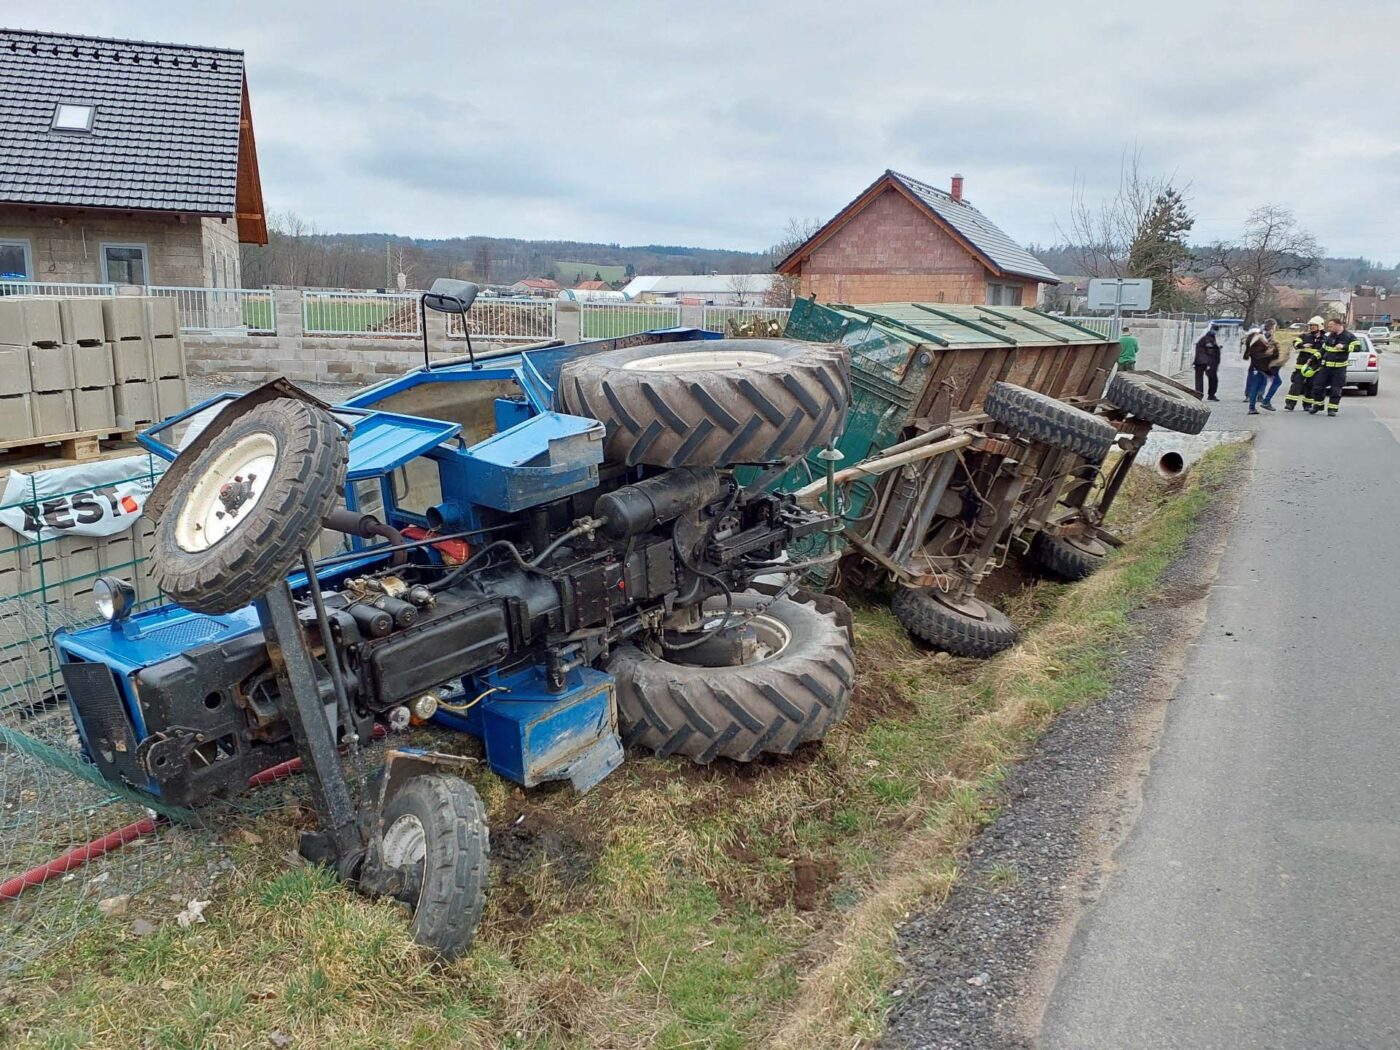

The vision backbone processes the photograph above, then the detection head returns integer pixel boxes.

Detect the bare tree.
[1197,206,1322,324]
[726,273,757,306]
[471,243,493,286]
[765,216,822,307]
[1062,151,1194,309]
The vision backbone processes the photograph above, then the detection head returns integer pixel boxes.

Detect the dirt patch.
[490,803,599,888]
[791,857,840,911]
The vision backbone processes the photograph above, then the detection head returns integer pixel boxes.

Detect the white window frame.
[100,242,149,286]
[0,238,33,279]
[52,103,96,132]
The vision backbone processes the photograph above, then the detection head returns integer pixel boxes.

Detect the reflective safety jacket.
[1293,331,1325,376]
[1321,330,1359,369]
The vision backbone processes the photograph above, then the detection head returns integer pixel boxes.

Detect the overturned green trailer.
[778,299,1209,656]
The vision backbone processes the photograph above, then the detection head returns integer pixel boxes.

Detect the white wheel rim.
[696,610,793,663]
[381,813,427,870]
[623,349,781,372]
[173,432,279,552]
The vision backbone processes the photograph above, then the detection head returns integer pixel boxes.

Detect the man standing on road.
[1117,326,1139,372]
[1193,325,1222,400]
[1260,319,1285,410]
[1285,316,1326,411]
[1312,317,1358,416]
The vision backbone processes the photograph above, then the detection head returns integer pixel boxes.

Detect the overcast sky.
[28,1,1400,262]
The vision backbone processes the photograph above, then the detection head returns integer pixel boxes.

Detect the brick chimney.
[950,173,964,202]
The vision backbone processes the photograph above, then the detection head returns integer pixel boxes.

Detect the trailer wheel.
[610,592,854,763]
[983,382,1118,462]
[1029,530,1107,582]
[1105,372,1211,434]
[891,586,1016,658]
[379,773,489,961]
[149,399,347,613]
[560,339,849,468]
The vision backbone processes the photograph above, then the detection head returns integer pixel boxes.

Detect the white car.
[1367,325,1391,344]
[1348,333,1380,396]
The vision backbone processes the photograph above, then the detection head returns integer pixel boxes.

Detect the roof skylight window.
[52,104,96,132]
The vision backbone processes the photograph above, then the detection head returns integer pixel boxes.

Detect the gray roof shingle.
[0,27,244,215]
[887,170,1059,284]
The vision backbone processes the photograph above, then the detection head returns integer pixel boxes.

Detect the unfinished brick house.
[776,170,1058,306]
[0,28,267,289]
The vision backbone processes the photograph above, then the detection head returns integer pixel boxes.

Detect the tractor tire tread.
[891,587,1017,659]
[1105,372,1211,434]
[610,592,854,763]
[1029,531,1106,582]
[983,381,1118,462]
[561,340,849,468]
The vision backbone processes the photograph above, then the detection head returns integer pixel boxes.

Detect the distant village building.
[621,274,777,305]
[572,279,612,291]
[0,28,267,288]
[775,170,1057,307]
[509,277,560,297]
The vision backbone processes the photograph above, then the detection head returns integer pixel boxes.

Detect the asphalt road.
[1039,350,1400,1048]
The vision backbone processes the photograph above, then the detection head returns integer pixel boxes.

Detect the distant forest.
[239,214,775,291]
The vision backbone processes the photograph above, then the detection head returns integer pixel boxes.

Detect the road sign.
[1087,278,1153,312]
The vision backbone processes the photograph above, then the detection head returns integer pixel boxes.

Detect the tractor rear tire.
[149,399,347,613]
[560,339,849,468]
[1105,372,1211,434]
[1029,530,1107,582]
[891,586,1017,658]
[983,382,1118,462]
[610,592,854,763]
[378,773,489,961]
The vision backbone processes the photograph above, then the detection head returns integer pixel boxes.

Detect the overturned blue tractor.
[54,281,855,956]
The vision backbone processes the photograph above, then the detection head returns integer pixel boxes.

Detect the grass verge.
[0,446,1245,1050]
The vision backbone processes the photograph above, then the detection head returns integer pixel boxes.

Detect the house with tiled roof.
[776,170,1057,307]
[0,27,266,289]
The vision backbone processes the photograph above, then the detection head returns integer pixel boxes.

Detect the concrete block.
[0,346,31,395]
[100,298,146,342]
[151,337,186,379]
[74,386,117,431]
[110,339,153,382]
[31,390,76,437]
[0,393,34,441]
[0,298,62,348]
[72,343,115,388]
[143,298,180,339]
[55,536,100,582]
[114,381,156,427]
[58,299,106,345]
[156,377,187,418]
[27,345,75,393]
[98,535,137,575]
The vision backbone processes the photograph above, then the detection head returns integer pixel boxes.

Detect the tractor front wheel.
[610,592,854,763]
[1029,530,1108,582]
[378,773,489,960]
[891,586,1016,658]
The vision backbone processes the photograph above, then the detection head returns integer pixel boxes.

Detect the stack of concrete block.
[0,295,191,444]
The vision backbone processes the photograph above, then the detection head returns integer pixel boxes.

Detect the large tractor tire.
[149,399,347,613]
[983,382,1118,462]
[610,592,854,763]
[560,339,849,468]
[378,773,489,961]
[891,586,1016,658]
[1106,372,1211,434]
[1029,530,1107,582]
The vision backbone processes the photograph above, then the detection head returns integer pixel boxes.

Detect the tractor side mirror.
[423,278,479,314]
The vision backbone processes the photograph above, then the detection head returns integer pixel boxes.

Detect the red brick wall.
[795,188,1038,306]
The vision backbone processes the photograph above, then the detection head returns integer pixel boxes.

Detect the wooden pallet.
[0,426,137,469]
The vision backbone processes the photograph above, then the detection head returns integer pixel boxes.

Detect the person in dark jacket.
[1242,327,1280,414]
[1311,318,1358,416]
[1285,316,1325,410]
[1193,325,1222,400]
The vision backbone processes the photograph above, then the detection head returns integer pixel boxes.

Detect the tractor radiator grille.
[59,661,143,784]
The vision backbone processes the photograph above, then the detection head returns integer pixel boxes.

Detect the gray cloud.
[24,0,1400,260]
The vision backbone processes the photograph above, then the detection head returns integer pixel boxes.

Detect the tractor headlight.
[93,576,136,623]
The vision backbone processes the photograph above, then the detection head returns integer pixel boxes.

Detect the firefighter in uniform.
[1311,317,1358,416]
[1285,315,1325,410]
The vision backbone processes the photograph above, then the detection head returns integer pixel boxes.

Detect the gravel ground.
[878,450,1251,1050]
[187,373,362,406]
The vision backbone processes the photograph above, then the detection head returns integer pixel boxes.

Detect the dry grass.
[0,448,1242,1050]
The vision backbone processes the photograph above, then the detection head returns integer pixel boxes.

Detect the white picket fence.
[302,290,420,337]
[448,297,557,342]
[0,280,115,297]
[145,286,276,334]
[580,302,682,339]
